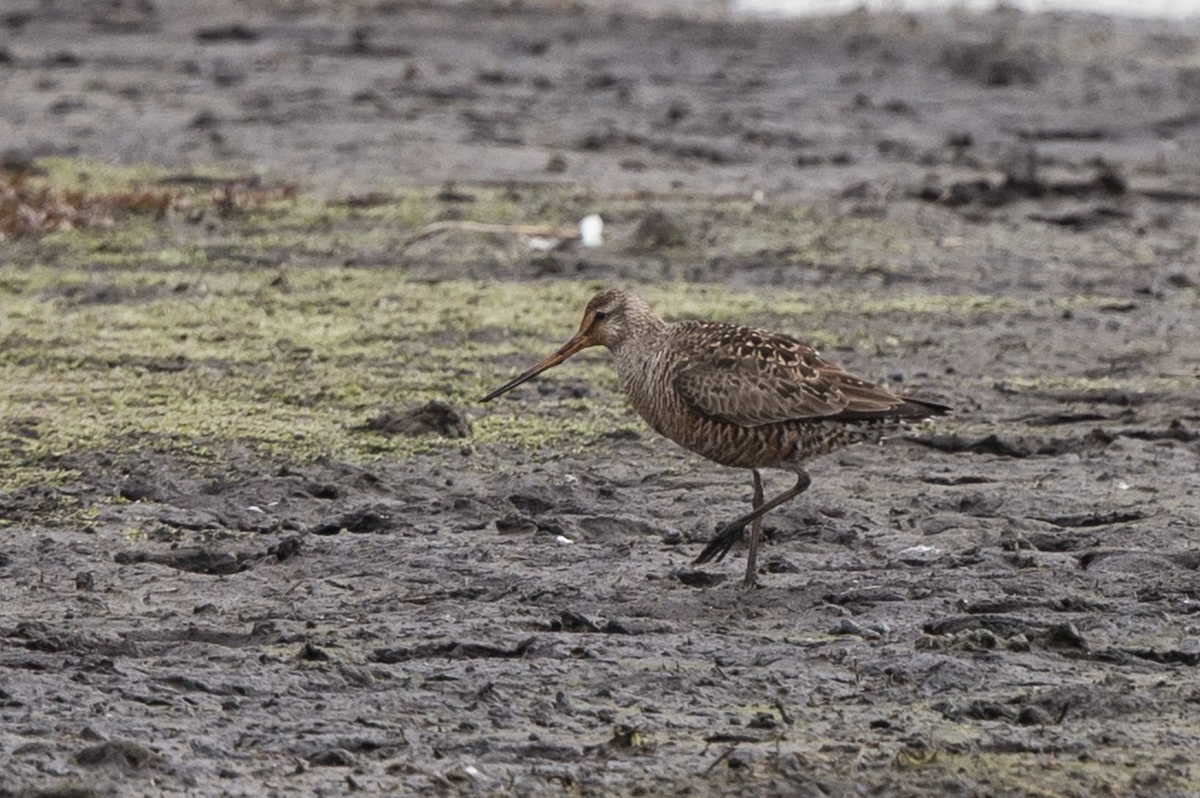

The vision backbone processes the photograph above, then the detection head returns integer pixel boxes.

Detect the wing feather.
[671,322,937,427]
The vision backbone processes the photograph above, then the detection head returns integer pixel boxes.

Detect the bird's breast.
[616,357,846,471]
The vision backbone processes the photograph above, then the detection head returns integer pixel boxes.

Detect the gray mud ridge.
[3,0,1200,796]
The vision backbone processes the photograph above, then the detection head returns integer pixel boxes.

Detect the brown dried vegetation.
[0,169,172,238]
[0,167,297,239]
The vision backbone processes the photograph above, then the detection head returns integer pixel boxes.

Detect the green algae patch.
[934,747,1195,797]
[0,266,972,486]
[1,272,588,477]
[2,160,995,509]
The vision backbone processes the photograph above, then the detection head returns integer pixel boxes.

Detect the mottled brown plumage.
[482,289,949,586]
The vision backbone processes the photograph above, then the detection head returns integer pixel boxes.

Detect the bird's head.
[480,289,654,402]
[574,288,644,350]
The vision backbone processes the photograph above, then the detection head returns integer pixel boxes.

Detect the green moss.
[935,747,1194,795]
[0,257,623,490]
[35,157,234,191]
[7,157,1179,518]
[0,251,1122,496]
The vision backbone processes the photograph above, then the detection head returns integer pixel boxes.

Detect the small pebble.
[897,545,943,565]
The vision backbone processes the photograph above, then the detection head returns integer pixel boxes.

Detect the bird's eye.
[594,311,608,321]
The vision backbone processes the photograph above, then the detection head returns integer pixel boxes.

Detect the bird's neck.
[609,319,670,410]
[608,314,668,362]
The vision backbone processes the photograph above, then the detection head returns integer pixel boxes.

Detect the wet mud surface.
[3,1,1200,796]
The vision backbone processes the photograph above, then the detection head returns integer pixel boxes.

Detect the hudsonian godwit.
[482,289,949,587]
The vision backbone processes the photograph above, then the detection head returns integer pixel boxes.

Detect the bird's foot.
[692,519,747,565]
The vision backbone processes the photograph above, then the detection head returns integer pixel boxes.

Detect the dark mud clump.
[359,400,473,439]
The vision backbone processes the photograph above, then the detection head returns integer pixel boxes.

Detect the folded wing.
[672,325,946,427]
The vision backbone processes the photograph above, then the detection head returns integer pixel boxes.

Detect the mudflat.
[2,1,1199,796]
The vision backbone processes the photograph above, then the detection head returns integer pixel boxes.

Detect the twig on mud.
[893,743,936,768]
[702,746,738,775]
[851,744,866,772]
[703,733,762,744]
[401,219,578,250]
[1055,697,1072,724]
[773,697,794,726]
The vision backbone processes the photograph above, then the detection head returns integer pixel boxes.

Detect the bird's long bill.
[480,334,590,402]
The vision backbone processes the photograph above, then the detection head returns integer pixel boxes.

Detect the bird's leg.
[693,470,812,567]
[742,470,765,588]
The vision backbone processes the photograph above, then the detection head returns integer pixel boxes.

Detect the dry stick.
[402,220,577,250]
[773,697,794,726]
[702,746,738,775]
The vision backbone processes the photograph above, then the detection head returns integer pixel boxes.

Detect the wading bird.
[482,289,949,586]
